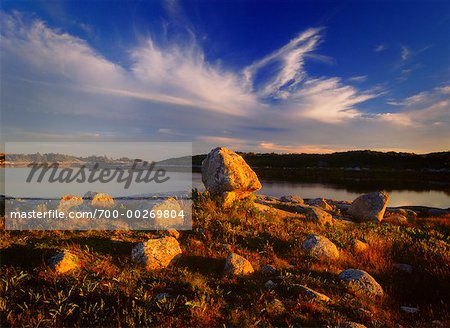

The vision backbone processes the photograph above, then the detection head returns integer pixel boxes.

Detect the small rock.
[57,194,83,213]
[261,264,278,275]
[307,198,333,211]
[152,198,183,229]
[305,207,333,226]
[394,263,413,273]
[48,251,79,274]
[350,239,369,253]
[386,215,408,224]
[303,234,339,260]
[265,280,277,290]
[280,195,304,204]
[224,253,254,276]
[201,147,262,207]
[293,284,331,302]
[266,298,285,316]
[131,236,182,270]
[348,191,390,222]
[83,191,115,208]
[400,306,418,314]
[339,269,383,296]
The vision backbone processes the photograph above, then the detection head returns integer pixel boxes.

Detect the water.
[192,173,450,208]
[2,169,449,208]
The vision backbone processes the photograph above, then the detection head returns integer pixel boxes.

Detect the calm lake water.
[2,169,449,208]
[193,174,450,208]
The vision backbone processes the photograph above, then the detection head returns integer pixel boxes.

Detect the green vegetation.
[1,192,449,327]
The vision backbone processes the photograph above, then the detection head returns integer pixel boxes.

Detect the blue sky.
[1,0,449,154]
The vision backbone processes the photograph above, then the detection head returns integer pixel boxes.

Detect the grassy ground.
[1,191,449,327]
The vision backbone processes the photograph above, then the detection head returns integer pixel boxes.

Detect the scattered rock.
[152,198,183,229]
[201,147,262,206]
[400,306,418,314]
[293,284,331,302]
[394,263,413,273]
[131,236,182,270]
[48,251,79,274]
[266,298,285,316]
[83,191,115,208]
[224,253,254,276]
[261,264,278,275]
[305,206,333,226]
[306,198,333,211]
[265,280,277,290]
[350,239,369,253]
[280,195,304,204]
[348,191,390,222]
[166,228,180,239]
[57,194,83,213]
[303,234,339,260]
[339,269,384,296]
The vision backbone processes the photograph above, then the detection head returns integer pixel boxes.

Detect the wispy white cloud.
[348,75,368,83]
[401,46,410,61]
[375,44,387,52]
[1,11,448,153]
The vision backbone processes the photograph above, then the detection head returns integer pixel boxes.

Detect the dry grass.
[0,191,449,327]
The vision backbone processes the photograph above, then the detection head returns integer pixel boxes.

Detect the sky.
[1,0,449,155]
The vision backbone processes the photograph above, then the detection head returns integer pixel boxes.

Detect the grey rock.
[261,264,278,275]
[131,236,182,270]
[339,269,384,296]
[303,234,339,260]
[394,263,413,273]
[400,306,418,314]
[348,191,390,222]
[280,195,304,204]
[305,207,333,226]
[201,147,261,206]
[224,253,254,276]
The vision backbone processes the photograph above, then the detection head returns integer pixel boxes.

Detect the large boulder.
[339,269,384,296]
[224,253,254,276]
[202,147,261,206]
[48,251,79,274]
[303,234,339,260]
[348,191,389,222]
[131,236,182,270]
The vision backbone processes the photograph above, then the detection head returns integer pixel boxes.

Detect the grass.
[1,190,449,327]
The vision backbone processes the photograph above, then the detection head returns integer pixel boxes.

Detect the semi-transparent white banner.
[4,142,192,230]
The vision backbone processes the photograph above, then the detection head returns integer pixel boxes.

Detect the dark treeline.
[192,150,450,171]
